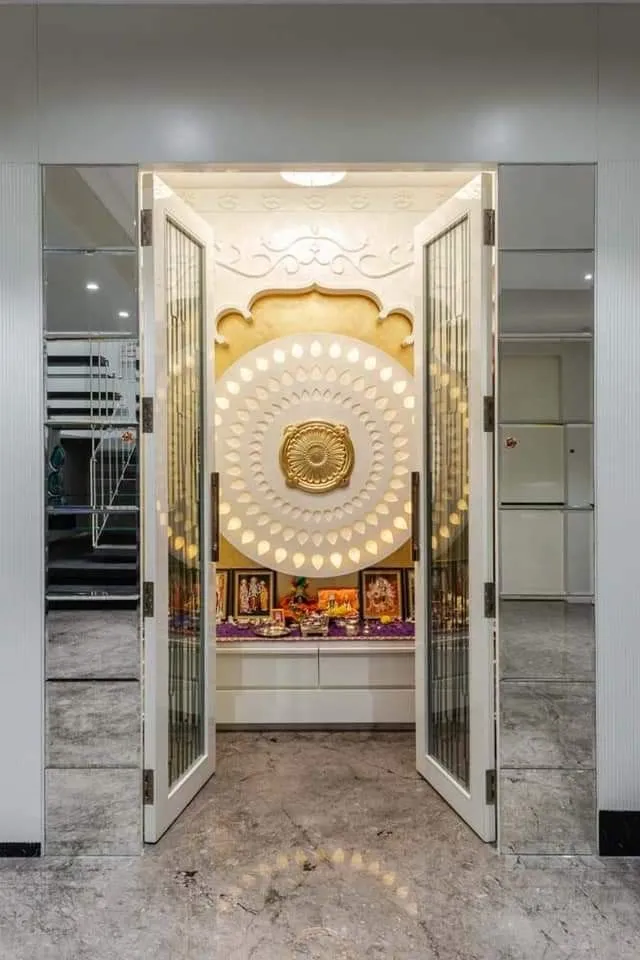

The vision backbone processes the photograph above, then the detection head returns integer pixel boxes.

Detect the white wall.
[595,162,640,811]
[1,3,640,843]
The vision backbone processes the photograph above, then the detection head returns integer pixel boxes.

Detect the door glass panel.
[166,219,205,787]
[425,215,470,788]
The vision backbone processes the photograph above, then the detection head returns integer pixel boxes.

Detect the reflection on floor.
[2,732,640,960]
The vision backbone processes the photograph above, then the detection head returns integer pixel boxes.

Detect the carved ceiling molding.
[213,283,414,349]
[177,186,457,215]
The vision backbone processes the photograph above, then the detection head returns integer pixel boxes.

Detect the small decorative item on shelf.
[216,570,229,621]
[299,612,329,637]
[280,577,318,623]
[344,618,359,637]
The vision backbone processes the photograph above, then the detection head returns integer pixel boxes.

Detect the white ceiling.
[159,169,475,191]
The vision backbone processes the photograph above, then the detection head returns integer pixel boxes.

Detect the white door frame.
[140,173,217,842]
[413,174,496,842]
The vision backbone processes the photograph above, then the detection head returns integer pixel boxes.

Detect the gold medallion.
[279,420,355,494]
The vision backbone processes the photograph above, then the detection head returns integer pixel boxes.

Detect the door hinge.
[140,208,153,247]
[143,581,154,618]
[141,396,153,434]
[483,395,495,433]
[485,769,496,805]
[484,581,496,618]
[143,769,155,805]
[483,208,496,247]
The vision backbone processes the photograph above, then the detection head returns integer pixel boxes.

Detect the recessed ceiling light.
[584,273,593,281]
[280,171,346,188]
[85,281,100,291]
[118,310,130,319]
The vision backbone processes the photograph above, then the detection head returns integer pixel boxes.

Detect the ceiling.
[159,169,475,191]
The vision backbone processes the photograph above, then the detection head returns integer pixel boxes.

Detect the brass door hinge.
[483,208,496,247]
[141,396,153,434]
[486,769,496,805]
[140,208,153,247]
[143,581,154,618]
[143,769,155,805]
[483,395,495,433]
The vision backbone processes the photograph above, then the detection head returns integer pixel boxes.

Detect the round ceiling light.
[280,171,346,188]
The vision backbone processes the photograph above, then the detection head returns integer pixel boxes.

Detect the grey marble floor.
[1,731,639,960]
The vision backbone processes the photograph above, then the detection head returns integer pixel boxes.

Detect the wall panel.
[35,4,598,164]
[0,164,44,846]
[595,161,640,811]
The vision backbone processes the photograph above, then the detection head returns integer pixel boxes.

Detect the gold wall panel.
[216,288,413,569]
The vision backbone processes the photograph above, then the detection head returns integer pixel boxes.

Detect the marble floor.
[2,731,640,960]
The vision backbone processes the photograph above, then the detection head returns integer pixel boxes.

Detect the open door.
[413,174,496,841]
[140,174,217,842]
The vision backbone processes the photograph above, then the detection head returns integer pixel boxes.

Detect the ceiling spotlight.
[584,273,593,282]
[280,171,346,188]
[85,281,100,291]
[118,310,130,319]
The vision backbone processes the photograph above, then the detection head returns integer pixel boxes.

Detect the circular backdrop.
[215,333,416,577]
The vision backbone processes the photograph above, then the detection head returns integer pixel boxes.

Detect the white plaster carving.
[215,333,416,578]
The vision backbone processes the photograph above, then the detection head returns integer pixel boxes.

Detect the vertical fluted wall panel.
[0,164,44,843]
[595,162,640,810]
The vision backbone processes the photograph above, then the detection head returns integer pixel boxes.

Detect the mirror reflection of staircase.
[45,337,139,610]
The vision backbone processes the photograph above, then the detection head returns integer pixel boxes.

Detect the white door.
[413,174,496,841]
[140,174,217,842]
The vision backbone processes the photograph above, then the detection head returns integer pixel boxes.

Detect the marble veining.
[500,600,594,681]
[46,680,141,768]
[45,769,140,856]
[1,734,637,959]
[46,610,140,680]
[500,768,597,855]
[500,679,595,769]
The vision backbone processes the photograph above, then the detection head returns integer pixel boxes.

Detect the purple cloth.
[216,619,415,642]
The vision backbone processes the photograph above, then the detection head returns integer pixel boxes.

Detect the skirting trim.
[599,811,640,856]
[0,842,41,858]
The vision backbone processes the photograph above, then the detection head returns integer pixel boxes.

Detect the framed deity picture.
[272,608,285,626]
[233,569,275,620]
[360,569,403,620]
[317,588,360,617]
[215,570,229,620]
[405,568,415,620]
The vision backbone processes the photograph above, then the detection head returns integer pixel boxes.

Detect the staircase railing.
[88,339,139,547]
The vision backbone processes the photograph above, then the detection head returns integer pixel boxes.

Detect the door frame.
[140,172,217,842]
[413,173,497,842]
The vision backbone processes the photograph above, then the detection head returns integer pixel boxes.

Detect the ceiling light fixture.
[584,273,593,282]
[118,310,130,319]
[85,282,100,291]
[280,171,346,188]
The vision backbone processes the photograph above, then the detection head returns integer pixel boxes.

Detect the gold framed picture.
[360,569,403,620]
[233,569,275,619]
[317,588,359,617]
[215,570,229,620]
[272,608,285,626]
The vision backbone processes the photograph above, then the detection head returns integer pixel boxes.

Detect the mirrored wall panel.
[497,164,596,855]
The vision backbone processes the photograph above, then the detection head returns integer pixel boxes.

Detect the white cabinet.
[500,510,565,596]
[500,354,561,421]
[566,511,594,595]
[566,424,593,507]
[500,424,565,503]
